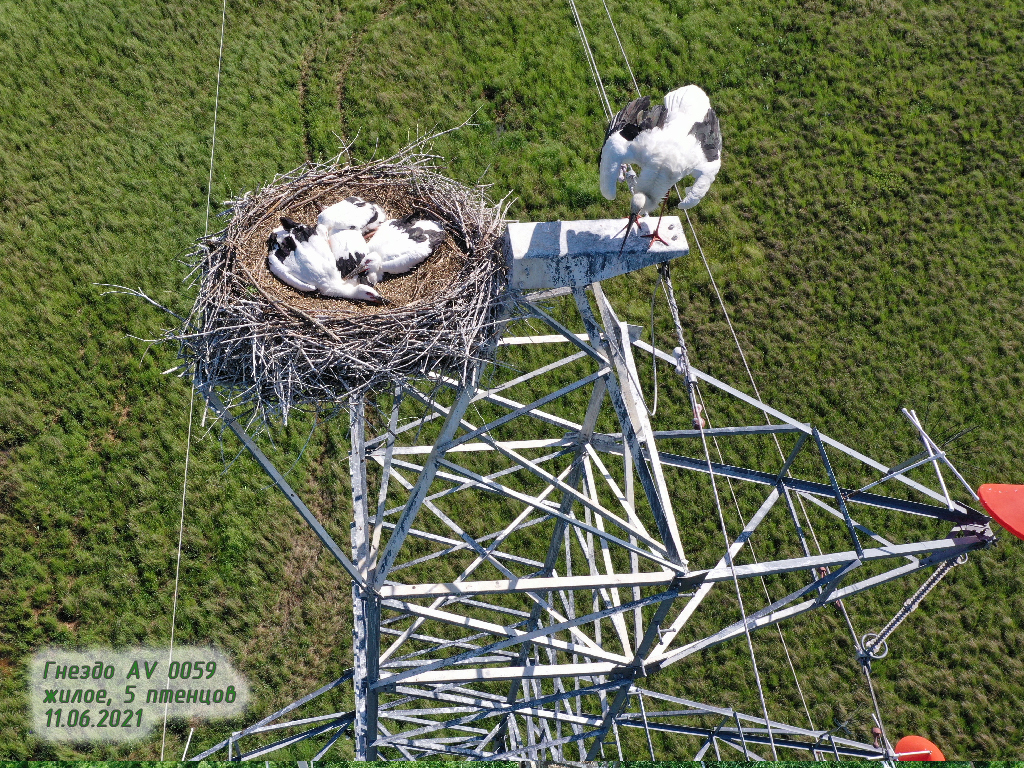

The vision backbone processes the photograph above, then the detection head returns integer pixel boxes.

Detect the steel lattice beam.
[195,286,994,762]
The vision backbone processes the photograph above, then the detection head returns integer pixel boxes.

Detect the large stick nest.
[178,143,512,422]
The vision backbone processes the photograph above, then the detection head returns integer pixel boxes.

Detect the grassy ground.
[0,0,1022,759]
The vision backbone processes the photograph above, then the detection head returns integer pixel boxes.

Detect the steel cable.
[162,0,228,758]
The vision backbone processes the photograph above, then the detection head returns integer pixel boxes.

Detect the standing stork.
[600,84,722,244]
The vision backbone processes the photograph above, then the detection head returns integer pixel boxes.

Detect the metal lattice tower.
[191,217,995,761]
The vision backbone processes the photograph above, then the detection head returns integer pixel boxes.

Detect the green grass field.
[1,0,1022,759]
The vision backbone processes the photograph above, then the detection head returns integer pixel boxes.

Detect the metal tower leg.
[572,285,687,569]
[352,588,380,759]
[350,394,379,759]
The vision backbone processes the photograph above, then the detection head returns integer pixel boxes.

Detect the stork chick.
[360,213,446,285]
[317,196,387,238]
[268,216,384,304]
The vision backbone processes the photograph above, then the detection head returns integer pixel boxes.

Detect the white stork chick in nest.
[266,225,298,265]
[358,213,446,286]
[268,217,385,304]
[327,228,378,283]
[600,84,722,244]
[317,196,387,238]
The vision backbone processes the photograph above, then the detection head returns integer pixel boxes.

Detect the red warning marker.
[978,484,1024,542]
[895,734,946,761]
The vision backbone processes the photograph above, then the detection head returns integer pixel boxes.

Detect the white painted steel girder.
[505,218,689,290]
[200,262,991,761]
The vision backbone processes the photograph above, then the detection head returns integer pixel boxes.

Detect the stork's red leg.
[640,198,671,246]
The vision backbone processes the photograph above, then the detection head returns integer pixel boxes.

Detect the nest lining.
[178,146,512,421]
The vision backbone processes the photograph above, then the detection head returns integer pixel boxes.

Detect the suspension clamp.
[672,347,697,382]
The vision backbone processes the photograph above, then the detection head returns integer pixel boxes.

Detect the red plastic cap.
[978,484,1024,542]
[895,734,946,761]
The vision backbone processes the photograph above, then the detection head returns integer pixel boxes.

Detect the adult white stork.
[599,84,722,244]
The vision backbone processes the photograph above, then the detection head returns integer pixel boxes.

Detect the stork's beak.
[616,212,639,259]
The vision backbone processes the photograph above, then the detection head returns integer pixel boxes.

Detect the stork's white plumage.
[267,225,299,270]
[328,229,371,279]
[600,85,722,222]
[268,217,384,304]
[317,196,387,238]
[361,213,446,285]
[268,231,314,291]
